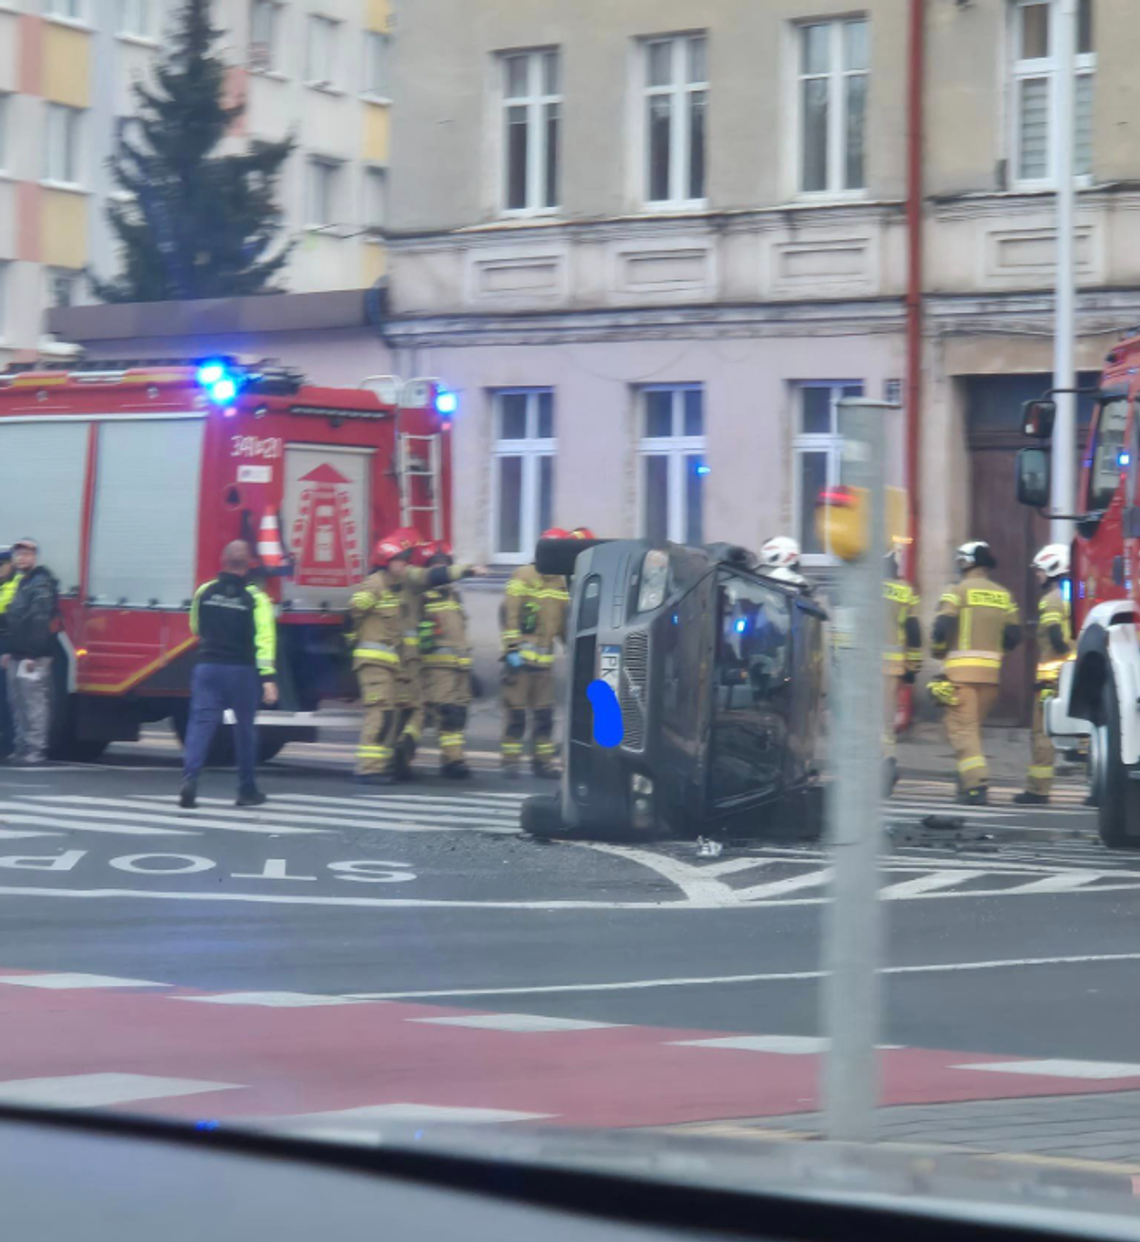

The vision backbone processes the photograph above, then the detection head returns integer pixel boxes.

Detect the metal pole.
[821,399,889,1142]
[1052,0,1077,544]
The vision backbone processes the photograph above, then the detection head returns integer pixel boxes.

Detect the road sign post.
[821,398,891,1142]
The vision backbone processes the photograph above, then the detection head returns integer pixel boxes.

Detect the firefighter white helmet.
[955,540,995,571]
[759,536,801,571]
[1031,543,1070,579]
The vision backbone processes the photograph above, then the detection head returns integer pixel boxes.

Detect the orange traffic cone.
[257,505,286,569]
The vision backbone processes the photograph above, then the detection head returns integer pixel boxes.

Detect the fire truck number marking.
[231,436,283,460]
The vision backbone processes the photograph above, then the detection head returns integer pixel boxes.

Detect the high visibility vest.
[884,578,921,677]
[1036,585,1074,684]
[934,571,1021,685]
[501,564,569,667]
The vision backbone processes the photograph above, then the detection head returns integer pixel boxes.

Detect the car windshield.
[5,0,1140,1231]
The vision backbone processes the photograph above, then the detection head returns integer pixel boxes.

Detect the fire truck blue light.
[435,389,458,416]
[210,378,238,404]
[696,463,711,475]
[196,361,227,387]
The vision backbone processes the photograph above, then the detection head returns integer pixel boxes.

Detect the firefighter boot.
[1013,790,1050,805]
[395,731,417,781]
[956,786,989,807]
[443,759,472,780]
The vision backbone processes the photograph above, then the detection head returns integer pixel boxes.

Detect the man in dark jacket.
[1,538,59,765]
[180,540,278,809]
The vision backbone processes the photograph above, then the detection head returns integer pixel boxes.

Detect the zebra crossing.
[0,789,531,841]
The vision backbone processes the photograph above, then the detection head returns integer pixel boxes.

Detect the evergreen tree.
[94,0,295,302]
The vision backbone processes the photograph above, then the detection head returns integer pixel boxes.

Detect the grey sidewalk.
[896,720,1088,791]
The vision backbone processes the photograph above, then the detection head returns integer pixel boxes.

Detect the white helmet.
[768,565,807,587]
[1031,543,1070,579]
[759,536,801,571]
[955,540,994,571]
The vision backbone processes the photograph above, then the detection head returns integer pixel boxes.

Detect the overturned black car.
[521,538,827,841]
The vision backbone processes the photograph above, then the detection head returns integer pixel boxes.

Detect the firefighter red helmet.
[372,527,422,567]
[540,527,570,540]
[569,526,596,540]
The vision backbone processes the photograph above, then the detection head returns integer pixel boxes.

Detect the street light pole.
[1052,0,1078,544]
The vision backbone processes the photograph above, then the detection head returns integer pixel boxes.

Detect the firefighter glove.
[505,651,524,671]
[929,678,958,708]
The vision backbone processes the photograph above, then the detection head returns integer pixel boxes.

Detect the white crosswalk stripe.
[0,791,529,841]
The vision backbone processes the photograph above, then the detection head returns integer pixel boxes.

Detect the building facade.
[0,0,392,365]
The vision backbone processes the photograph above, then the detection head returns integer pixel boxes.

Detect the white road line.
[13,799,320,837]
[164,793,523,823]
[174,992,370,1008]
[264,1104,552,1137]
[880,871,980,899]
[0,810,196,837]
[1007,872,1104,894]
[570,841,736,906]
[0,972,167,989]
[27,796,514,836]
[409,1013,622,1033]
[953,1059,1140,1081]
[734,868,834,902]
[0,1072,240,1108]
[347,950,1140,1000]
[670,1035,829,1054]
[0,827,62,840]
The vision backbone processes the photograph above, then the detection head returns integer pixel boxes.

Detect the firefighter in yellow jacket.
[351,529,485,784]
[415,539,477,779]
[929,540,1023,806]
[883,544,922,793]
[500,527,573,777]
[1014,543,1074,805]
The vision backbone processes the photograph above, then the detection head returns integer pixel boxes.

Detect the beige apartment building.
[1,0,392,365]
[49,0,1140,721]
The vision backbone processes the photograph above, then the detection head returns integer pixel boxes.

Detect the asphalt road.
[2,730,1139,1138]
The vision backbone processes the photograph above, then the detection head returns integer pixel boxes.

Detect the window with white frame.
[638,386,706,544]
[501,50,560,213]
[1011,0,1095,184]
[47,268,80,309]
[306,155,341,227]
[116,0,152,36]
[792,381,864,560]
[492,390,556,561]
[250,0,283,71]
[798,18,867,194]
[44,0,83,21]
[44,104,82,184]
[643,34,707,205]
[305,14,339,86]
[363,166,386,231]
[363,30,390,97]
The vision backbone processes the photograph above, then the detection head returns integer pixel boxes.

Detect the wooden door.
[968,430,1050,725]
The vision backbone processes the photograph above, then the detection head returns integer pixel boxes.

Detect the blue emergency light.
[196,359,241,406]
[435,387,458,416]
[734,617,748,633]
[1119,451,1131,468]
[696,463,711,476]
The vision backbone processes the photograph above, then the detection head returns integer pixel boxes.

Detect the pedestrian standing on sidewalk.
[0,546,17,759]
[2,538,59,766]
[179,540,278,809]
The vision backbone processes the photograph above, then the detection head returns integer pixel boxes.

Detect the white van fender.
[1065,600,1140,765]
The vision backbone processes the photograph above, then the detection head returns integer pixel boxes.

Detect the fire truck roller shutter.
[0,422,89,594]
[87,419,206,608]
[282,444,373,612]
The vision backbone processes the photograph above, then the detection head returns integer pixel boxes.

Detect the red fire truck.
[1017,330,1140,847]
[0,357,454,762]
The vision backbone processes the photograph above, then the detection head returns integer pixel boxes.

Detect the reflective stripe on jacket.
[1036,585,1074,684]
[884,578,921,676]
[932,569,1021,685]
[501,564,569,660]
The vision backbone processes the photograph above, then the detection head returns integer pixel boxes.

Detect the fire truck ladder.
[397,432,443,540]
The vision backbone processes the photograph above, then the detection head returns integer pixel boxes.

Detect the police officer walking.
[883,543,922,793]
[352,530,486,785]
[179,540,278,808]
[929,540,1022,805]
[1014,544,1073,805]
[500,528,572,778]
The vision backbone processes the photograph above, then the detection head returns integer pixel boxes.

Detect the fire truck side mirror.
[1022,399,1056,439]
[1016,446,1051,509]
